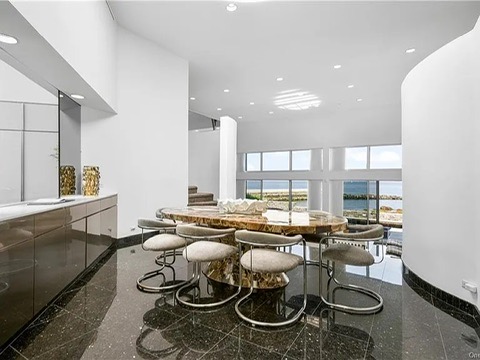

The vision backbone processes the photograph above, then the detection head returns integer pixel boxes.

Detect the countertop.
[0,193,117,223]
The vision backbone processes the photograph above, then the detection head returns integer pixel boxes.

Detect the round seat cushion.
[138,218,176,229]
[183,241,237,262]
[322,244,374,266]
[143,233,186,251]
[240,249,303,273]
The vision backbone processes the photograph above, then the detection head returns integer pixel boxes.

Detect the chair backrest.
[332,224,384,241]
[176,224,236,240]
[235,230,303,247]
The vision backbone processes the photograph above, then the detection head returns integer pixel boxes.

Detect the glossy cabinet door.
[86,212,102,268]
[0,216,34,346]
[34,227,66,314]
[65,219,86,285]
[101,206,117,247]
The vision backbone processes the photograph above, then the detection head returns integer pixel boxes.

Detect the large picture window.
[262,151,289,171]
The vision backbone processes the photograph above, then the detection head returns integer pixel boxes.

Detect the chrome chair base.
[319,265,383,315]
[137,249,191,293]
[175,262,241,309]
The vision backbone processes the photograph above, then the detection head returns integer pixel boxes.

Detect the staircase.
[188,185,217,206]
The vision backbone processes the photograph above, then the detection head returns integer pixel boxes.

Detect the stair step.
[188,200,218,207]
[189,192,214,203]
[188,186,198,195]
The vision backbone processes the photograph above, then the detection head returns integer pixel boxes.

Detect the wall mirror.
[0,57,81,206]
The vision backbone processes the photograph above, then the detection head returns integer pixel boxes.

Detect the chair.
[136,218,190,293]
[234,230,307,327]
[319,224,385,314]
[175,224,241,308]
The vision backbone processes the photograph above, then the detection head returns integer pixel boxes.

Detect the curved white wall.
[402,17,480,306]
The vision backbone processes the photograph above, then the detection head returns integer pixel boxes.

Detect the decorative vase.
[60,165,76,196]
[83,166,100,196]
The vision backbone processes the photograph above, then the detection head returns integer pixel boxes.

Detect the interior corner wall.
[11,0,117,111]
[402,18,480,307]
[81,26,188,238]
[188,130,220,199]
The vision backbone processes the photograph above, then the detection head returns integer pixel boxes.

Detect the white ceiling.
[110,1,480,123]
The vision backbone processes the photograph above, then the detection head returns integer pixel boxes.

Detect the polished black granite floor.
[1,242,479,359]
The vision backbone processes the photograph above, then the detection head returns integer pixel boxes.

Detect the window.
[370,145,402,169]
[246,180,261,200]
[343,180,403,226]
[246,153,261,171]
[262,151,289,171]
[345,147,368,170]
[262,180,290,210]
[291,180,308,211]
[291,150,311,171]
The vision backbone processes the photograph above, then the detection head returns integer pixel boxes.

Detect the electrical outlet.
[462,280,477,294]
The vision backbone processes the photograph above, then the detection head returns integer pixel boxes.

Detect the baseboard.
[116,231,159,249]
[403,264,480,321]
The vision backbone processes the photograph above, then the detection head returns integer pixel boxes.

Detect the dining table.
[160,206,348,289]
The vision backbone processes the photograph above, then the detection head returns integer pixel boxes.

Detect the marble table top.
[161,207,347,235]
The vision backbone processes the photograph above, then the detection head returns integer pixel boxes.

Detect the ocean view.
[246,180,403,225]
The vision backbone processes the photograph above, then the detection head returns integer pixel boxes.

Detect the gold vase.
[60,165,76,196]
[83,166,100,196]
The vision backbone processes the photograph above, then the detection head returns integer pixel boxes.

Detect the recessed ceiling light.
[249,102,254,105]
[217,108,222,111]
[405,48,416,54]
[0,33,18,45]
[269,111,274,114]
[226,3,237,12]
[59,94,64,98]
[333,65,342,69]
[71,94,84,100]
[347,85,354,89]
[224,89,230,93]
[356,98,363,102]
[238,116,243,119]
[276,77,284,82]
[190,97,196,100]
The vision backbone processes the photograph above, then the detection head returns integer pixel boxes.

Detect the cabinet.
[0,195,117,348]
[0,216,34,346]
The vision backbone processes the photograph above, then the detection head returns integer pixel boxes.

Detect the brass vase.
[83,166,100,196]
[60,165,76,196]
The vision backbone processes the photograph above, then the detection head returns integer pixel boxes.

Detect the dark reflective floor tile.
[369,346,402,360]
[402,337,446,360]
[202,333,284,359]
[31,330,97,360]
[0,346,27,359]
[79,327,159,360]
[11,306,95,359]
[54,284,116,326]
[285,323,369,360]
[27,305,65,328]
[233,320,305,354]
[435,304,480,360]
[313,307,374,341]
[182,303,240,334]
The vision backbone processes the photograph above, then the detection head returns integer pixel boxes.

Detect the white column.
[328,147,345,215]
[308,148,323,210]
[219,116,237,199]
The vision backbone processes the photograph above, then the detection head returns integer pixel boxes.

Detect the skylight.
[274,89,321,111]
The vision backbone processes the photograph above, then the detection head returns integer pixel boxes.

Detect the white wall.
[11,0,117,111]
[402,18,480,306]
[82,27,188,238]
[0,60,57,104]
[237,104,401,153]
[219,116,237,199]
[189,130,220,198]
